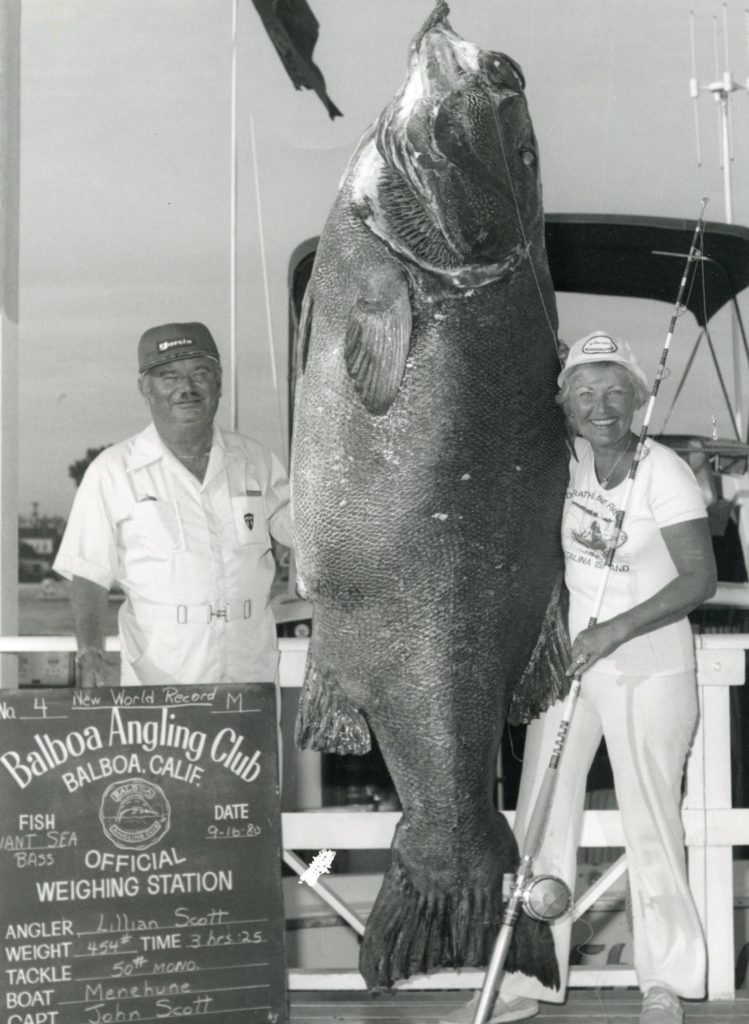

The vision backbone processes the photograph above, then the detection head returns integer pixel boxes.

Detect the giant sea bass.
[291,0,569,990]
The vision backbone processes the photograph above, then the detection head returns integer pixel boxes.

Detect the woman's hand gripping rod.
[471,198,709,1024]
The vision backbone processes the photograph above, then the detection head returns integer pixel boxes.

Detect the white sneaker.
[440,991,539,1024]
[640,986,683,1024]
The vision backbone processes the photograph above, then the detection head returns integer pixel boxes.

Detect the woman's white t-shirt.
[562,437,708,676]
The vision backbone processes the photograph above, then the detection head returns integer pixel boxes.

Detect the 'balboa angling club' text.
[0,701,262,792]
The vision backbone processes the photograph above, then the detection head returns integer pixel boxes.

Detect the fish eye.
[479,51,525,91]
[520,148,536,168]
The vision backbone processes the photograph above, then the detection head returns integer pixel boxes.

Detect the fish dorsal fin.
[344,262,412,415]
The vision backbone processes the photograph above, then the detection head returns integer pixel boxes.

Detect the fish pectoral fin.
[295,657,372,756]
[508,574,572,725]
[344,263,412,415]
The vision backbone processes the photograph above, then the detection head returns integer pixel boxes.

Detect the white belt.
[132,600,253,624]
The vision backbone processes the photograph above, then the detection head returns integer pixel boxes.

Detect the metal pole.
[690,6,747,437]
[229,0,239,431]
[717,7,743,435]
[0,0,21,689]
[719,81,746,437]
[719,91,733,224]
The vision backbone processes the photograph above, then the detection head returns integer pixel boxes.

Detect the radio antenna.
[689,4,748,435]
[690,4,748,224]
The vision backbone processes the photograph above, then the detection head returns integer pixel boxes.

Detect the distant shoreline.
[19,582,121,635]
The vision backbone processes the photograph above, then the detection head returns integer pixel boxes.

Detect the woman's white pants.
[502,668,706,1001]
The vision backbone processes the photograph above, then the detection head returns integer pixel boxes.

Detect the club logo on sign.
[244,513,254,531]
[99,778,171,850]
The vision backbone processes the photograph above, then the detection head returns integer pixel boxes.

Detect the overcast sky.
[17,0,749,516]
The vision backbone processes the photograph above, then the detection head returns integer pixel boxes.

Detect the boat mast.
[690,4,749,436]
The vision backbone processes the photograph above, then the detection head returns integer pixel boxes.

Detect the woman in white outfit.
[445,331,717,1024]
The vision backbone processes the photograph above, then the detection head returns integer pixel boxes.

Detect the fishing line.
[490,99,561,360]
[570,916,596,961]
[695,226,721,441]
[660,221,735,443]
[693,225,720,441]
[505,724,524,766]
[471,198,709,1024]
[249,114,287,456]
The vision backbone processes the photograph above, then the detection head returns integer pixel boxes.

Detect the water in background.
[19,581,120,635]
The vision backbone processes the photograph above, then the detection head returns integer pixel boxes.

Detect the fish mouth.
[408,4,474,94]
[409,0,452,49]
[364,5,541,283]
[409,4,524,97]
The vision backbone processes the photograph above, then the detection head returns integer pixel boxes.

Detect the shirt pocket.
[129,499,183,555]
[232,495,270,547]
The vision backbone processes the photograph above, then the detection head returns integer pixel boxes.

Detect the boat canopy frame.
[544,213,749,328]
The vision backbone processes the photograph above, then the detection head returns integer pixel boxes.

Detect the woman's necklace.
[598,441,632,488]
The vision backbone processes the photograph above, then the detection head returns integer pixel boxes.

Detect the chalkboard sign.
[0,684,286,1024]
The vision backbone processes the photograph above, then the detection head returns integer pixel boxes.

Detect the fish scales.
[291,2,569,990]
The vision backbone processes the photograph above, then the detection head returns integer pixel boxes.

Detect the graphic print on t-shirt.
[565,491,628,560]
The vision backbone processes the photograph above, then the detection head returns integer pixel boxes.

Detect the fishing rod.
[471,197,710,1024]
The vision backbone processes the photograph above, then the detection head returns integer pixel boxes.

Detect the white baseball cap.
[558,330,649,389]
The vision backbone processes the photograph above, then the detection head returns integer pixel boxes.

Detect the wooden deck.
[289,989,749,1023]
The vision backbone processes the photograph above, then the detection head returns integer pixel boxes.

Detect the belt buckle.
[207,604,229,623]
[177,604,188,625]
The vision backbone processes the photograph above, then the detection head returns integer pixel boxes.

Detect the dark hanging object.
[251,0,342,119]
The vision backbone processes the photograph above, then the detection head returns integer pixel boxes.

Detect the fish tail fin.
[294,656,372,755]
[359,856,560,990]
[508,573,571,725]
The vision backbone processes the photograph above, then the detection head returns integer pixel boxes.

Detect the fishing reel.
[503,872,572,921]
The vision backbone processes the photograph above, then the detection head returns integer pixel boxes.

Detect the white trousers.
[502,668,706,1001]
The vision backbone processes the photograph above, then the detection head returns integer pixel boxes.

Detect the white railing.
[1,634,747,998]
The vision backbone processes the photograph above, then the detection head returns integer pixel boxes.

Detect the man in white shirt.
[54,322,294,687]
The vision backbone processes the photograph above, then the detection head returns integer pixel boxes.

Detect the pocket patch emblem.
[244,512,254,531]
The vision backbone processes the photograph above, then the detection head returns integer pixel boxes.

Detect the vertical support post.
[0,1,21,689]
[685,647,742,1000]
[229,0,239,432]
[717,45,745,438]
[690,7,748,436]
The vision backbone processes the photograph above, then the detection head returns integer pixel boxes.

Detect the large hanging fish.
[291,1,569,990]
